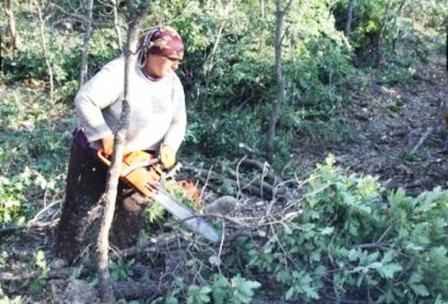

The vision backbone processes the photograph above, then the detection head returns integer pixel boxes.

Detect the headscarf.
[138,26,184,64]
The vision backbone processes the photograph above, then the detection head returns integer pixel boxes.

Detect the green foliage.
[109,258,135,282]
[238,155,448,303]
[144,179,201,226]
[0,286,22,304]
[292,116,354,145]
[29,250,50,294]
[185,109,266,158]
[332,0,447,68]
[0,88,73,228]
[154,274,261,304]
[1,8,120,101]
[0,171,29,227]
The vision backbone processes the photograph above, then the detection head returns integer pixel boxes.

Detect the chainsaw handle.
[97,149,111,167]
[97,149,161,177]
[122,158,160,176]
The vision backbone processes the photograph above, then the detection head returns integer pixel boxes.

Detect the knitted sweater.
[75,56,186,153]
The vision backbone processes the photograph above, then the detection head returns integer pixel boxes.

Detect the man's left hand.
[160,145,176,169]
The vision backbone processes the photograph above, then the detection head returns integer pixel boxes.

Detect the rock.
[204,196,237,216]
[62,279,99,304]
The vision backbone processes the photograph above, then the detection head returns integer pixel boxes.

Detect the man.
[55,26,187,264]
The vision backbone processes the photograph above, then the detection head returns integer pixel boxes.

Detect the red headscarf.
[138,26,184,61]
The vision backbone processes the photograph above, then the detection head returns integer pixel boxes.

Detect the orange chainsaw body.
[97,150,199,202]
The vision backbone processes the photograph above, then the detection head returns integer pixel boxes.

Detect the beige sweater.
[75,56,186,153]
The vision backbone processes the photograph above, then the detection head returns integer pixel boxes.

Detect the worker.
[55,26,186,264]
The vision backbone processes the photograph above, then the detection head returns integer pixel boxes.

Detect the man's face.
[145,54,181,78]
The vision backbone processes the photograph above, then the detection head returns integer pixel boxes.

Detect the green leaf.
[410,284,429,297]
[230,275,261,304]
[320,226,334,235]
[212,275,229,304]
[378,263,403,279]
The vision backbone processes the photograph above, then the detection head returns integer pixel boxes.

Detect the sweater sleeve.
[162,76,187,153]
[75,57,124,142]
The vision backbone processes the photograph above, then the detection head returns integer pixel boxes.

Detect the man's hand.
[160,145,176,169]
[101,134,115,155]
[101,135,130,156]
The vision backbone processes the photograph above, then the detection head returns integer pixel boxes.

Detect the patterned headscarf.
[138,26,184,63]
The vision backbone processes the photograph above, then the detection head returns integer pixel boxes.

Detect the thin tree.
[110,0,123,50]
[78,0,94,88]
[34,0,54,102]
[258,0,265,54]
[3,0,21,56]
[445,16,448,73]
[344,0,356,37]
[266,0,293,162]
[202,0,235,112]
[96,0,151,302]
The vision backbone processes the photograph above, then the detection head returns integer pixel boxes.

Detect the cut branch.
[411,127,434,154]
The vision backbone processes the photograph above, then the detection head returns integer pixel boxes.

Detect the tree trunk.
[258,0,265,54]
[344,0,356,37]
[201,0,235,113]
[266,0,292,161]
[376,0,393,66]
[446,17,448,73]
[3,0,21,56]
[96,1,151,302]
[34,0,54,102]
[78,0,94,88]
[110,0,123,50]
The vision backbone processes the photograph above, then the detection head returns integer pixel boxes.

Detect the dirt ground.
[292,54,448,196]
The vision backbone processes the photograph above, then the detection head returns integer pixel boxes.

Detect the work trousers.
[54,134,149,264]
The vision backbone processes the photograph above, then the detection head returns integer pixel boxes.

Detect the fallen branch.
[0,267,73,282]
[183,164,274,200]
[238,142,267,158]
[0,220,58,235]
[411,127,434,153]
[111,232,179,260]
[113,281,166,300]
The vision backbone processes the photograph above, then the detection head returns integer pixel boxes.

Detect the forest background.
[1,0,448,303]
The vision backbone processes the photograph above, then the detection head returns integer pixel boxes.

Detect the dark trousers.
[54,137,149,264]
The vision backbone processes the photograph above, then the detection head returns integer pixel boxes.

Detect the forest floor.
[292,54,448,196]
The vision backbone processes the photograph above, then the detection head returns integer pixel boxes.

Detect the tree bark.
[3,0,21,56]
[376,0,393,66]
[266,0,293,161]
[201,0,235,112]
[258,0,265,54]
[446,17,448,73]
[96,1,151,302]
[344,0,356,37]
[110,0,123,50]
[78,0,94,88]
[34,0,54,102]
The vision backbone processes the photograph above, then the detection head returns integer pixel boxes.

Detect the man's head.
[139,26,184,78]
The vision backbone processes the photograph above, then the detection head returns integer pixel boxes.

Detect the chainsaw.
[97,150,221,243]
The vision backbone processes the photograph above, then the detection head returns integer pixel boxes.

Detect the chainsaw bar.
[96,150,221,243]
[152,189,221,243]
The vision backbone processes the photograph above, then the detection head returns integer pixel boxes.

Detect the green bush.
[237,155,448,303]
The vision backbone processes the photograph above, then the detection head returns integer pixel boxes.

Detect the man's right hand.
[101,134,115,155]
[101,135,130,156]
